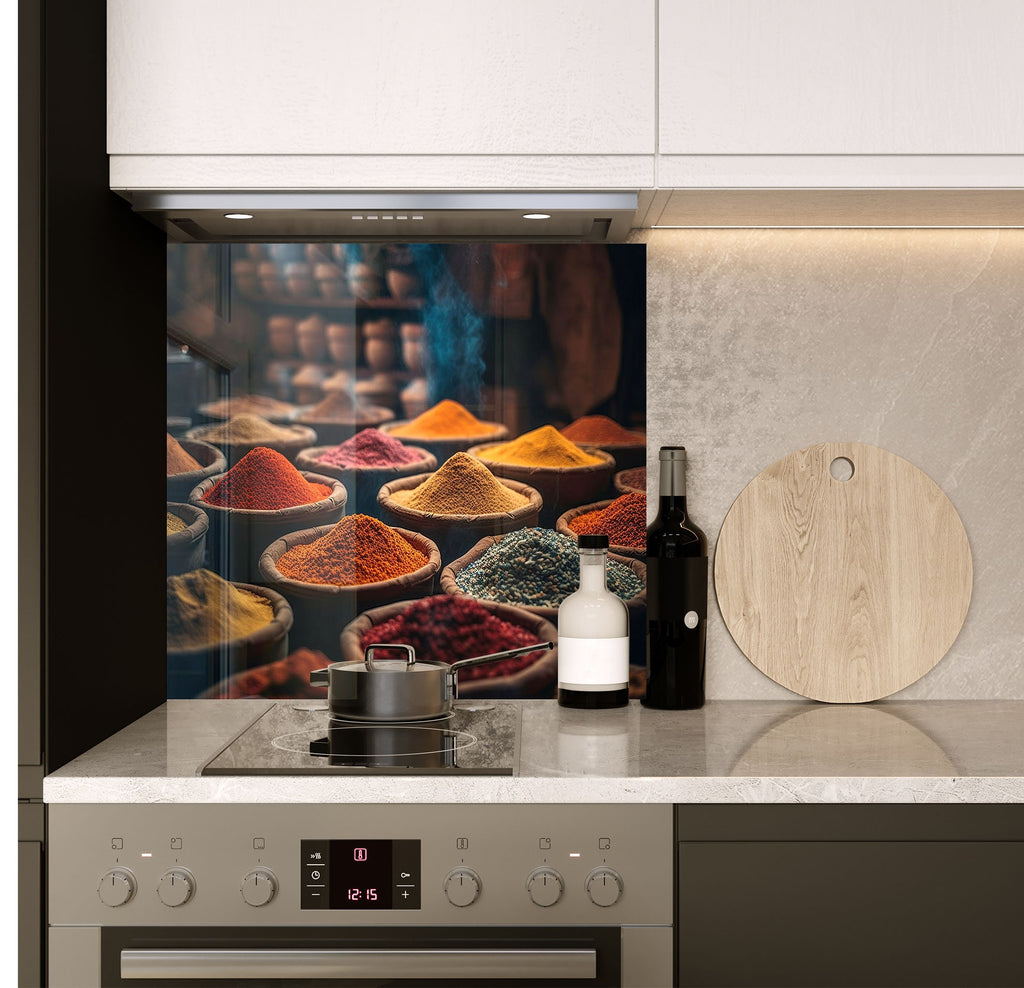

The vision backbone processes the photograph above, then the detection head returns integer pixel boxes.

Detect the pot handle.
[364,643,417,671]
[310,668,329,688]
[447,641,554,678]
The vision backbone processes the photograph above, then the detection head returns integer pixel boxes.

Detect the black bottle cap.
[578,534,609,549]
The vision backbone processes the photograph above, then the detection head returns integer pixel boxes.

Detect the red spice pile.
[315,428,423,469]
[360,595,544,681]
[212,647,329,699]
[561,414,645,445]
[276,514,428,586]
[568,492,647,549]
[202,446,332,510]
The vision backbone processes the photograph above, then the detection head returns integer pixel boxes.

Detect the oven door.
[97,926,624,987]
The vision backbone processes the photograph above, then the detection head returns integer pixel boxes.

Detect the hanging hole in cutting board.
[830,456,854,482]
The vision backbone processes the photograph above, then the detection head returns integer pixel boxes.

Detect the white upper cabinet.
[108,0,655,164]
[657,0,1024,188]
[660,0,1024,154]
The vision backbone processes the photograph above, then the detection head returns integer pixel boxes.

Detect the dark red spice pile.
[568,492,646,549]
[202,446,332,510]
[314,428,423,469]
[360,595,544,681]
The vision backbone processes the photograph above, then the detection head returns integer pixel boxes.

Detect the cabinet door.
[676,840,1024,987]
[659,0,1024,156]
[108,0,655,157]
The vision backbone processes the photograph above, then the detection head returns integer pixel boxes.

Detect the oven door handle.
[121,947,598,980]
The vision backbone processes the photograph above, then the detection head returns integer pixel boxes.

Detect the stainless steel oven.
[48,803,673,987]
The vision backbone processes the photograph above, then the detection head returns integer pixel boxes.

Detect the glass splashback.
[166,243,646,700]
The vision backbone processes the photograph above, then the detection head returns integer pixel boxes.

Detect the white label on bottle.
[557,637,629,690]
[684,611,699,629]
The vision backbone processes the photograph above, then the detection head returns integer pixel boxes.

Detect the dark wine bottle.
[642,446,708,710]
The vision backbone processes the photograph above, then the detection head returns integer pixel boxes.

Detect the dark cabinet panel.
[677,839,1024,987]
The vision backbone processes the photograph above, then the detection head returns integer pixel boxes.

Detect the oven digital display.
[300,839,420,909]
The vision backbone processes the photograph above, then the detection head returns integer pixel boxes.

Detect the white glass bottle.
[557,534,630,708]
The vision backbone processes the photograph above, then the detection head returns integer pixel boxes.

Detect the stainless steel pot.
[310,641,554,722]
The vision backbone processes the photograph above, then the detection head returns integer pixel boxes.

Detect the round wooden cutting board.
[714,442,972,703]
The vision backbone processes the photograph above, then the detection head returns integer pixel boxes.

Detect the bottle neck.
[658,455,688,516]
[578,548,608,591]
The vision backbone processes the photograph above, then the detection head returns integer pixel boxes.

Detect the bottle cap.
[659,446,687,460]
[578,534,609,549]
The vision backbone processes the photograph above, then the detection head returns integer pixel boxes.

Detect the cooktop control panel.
[49,803,673,927]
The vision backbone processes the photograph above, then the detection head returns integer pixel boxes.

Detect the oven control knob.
[97,868,136,907]
[526,867,564,907]
[443,867,481,907]
[585,867,623,907]
[241,868,278,907]
[157,868,196,907]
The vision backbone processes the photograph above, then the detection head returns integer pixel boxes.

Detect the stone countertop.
[43,699,1024,804]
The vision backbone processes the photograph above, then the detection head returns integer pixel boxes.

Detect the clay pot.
[347,262,383,300]
[267,315,297,357]
[232,259,258,294]
[386,267,422,301]
[284,261,314,297]
[365,339,398,372]
[295,314,327,362]
[315,262,346,299]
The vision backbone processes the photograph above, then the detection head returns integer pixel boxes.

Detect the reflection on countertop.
[44,699,1024,805]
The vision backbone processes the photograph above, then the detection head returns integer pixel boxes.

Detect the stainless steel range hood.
[120,191,639,243]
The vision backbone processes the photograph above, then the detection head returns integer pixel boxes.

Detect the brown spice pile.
[393,452,529,515]
[202,394,296,419]
[297,389,378,424]
[166,433,201,475]
[199,414,304,443]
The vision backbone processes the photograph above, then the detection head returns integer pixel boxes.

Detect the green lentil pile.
[454,528,643,609]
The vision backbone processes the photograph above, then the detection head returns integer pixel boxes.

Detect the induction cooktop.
[201,701,520,776]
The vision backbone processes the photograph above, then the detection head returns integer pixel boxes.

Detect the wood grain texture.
[714,443,972,703]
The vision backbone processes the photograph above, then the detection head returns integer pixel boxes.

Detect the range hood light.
[351,215,363,220]
[523,213,551,220]
[223,212,253,220]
